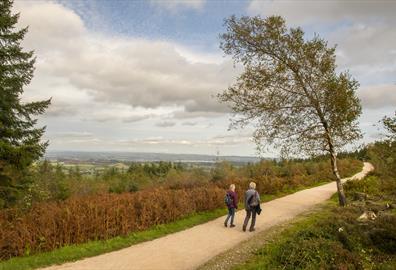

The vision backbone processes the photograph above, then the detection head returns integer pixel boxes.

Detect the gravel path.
[42,162,373,270]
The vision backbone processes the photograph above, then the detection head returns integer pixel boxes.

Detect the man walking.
[243,182,260,232]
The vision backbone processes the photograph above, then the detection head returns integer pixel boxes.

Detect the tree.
[0,0,51,207]
[218,16,362,206]
[382,111,396,140]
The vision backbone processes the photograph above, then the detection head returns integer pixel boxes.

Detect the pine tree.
[0,0,51,207]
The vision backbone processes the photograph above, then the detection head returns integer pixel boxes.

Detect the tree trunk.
[330,150,347,206]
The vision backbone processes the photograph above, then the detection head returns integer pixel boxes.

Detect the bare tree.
[218,16,362,206]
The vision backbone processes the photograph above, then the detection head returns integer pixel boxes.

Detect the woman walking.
[224,184,238,228]
[243,182,260,232]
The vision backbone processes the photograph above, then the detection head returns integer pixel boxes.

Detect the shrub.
[0,186,224,259]
[0,158,362,260]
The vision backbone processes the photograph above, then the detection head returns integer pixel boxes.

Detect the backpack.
[248,191,259,207]
[224,192,233,207]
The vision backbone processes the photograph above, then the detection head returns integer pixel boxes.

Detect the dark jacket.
[227,190,238,209]
[245,188,260,210]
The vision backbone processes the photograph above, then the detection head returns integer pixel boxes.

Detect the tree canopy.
[0,0,50,207]
[218,15,362,206]
[219,15,362,157]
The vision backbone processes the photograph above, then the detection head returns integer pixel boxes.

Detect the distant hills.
[45,151,263,164]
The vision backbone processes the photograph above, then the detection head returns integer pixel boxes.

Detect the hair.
[229,184,235,191]
[249,182,256,189]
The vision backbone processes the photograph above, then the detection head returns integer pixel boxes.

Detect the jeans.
[243,207,257,230]
[225,207,235,225]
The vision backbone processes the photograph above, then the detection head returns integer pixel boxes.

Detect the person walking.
[224,184,238,228]
[243,182,260,232]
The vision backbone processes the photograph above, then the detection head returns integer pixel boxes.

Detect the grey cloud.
[248,0,396,25]
[358,85,396,109]
[156,121,177,128]
[330,23,396,69]
[45,102,77,117]
[120,134,252,147]
[182,121,198,126]
[172,110,227,119]
[51,131,94,139]
[122,115,153,123]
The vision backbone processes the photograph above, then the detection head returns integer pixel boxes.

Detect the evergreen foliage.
[0,0,50,207]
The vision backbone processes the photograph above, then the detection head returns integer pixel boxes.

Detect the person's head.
[249,182,256,190]
[229,184,235,191]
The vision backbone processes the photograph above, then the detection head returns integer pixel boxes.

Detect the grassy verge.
[0,177,354,270]
[233,176,396,270]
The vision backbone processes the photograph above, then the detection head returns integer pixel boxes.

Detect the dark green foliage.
[0,0,50,208]
[368,214,396,254]
[236,139,396,270]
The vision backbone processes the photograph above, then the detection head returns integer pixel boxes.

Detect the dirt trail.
[42,162,373,270]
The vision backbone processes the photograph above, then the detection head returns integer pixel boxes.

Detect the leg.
[249,208,257,231]
[243,209,251,231]
[224,208,232,226]
[230,208,235,226]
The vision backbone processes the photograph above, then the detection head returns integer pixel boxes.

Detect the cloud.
[247,0,396,25]
[46,131,102,144]
[15,0,236,120]
[150,0,205,11]
[122,115,153,123]
[121,133,253,147]
[358,85,396,109]
[182,121,198,126]
[156,121,177,128]
[247,0,396,108]
[52,131,94,139]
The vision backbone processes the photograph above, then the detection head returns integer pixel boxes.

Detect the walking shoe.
[249,228,255,232]
[224,223,227,227]
[242,226,246,232]
[230,224,236,228]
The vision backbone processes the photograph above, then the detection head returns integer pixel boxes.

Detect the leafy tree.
[218,16,362,206]
[0,0,50,207]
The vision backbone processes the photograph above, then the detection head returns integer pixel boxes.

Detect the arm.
[233,192,238,208]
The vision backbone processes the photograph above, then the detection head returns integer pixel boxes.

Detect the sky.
[12,0,396,157]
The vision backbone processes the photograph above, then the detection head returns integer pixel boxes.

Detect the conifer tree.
[0,0,51,207]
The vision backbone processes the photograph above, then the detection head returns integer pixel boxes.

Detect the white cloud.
[150,0,205,12]
[15,0,235,121]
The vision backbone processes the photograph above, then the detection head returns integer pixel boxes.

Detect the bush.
[0,186,224,259]
[0,158,363,260]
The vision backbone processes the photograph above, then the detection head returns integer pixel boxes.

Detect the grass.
[233,201,337,270]
[0,178,347,270]
[233,176,396,270]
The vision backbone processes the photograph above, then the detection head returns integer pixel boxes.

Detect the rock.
[357,211,377,222]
